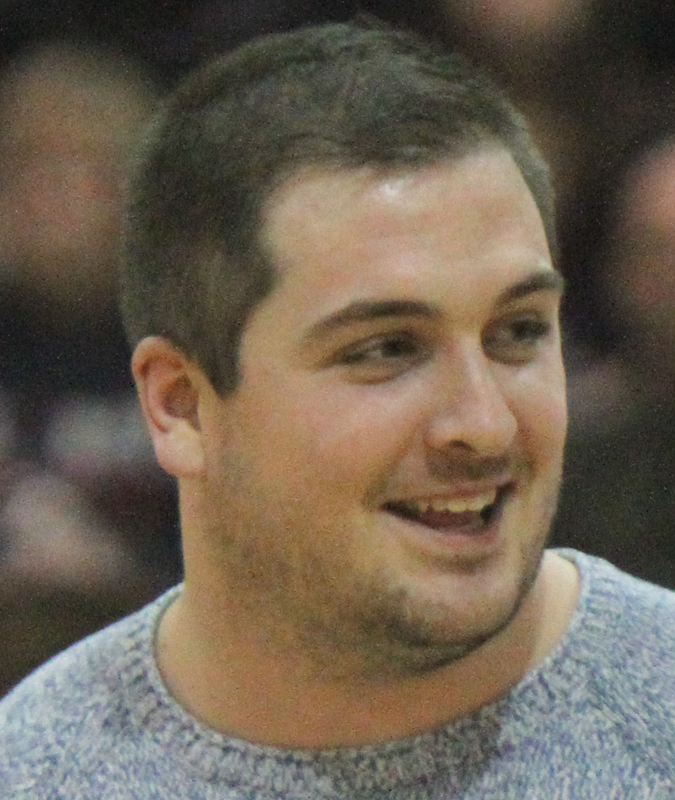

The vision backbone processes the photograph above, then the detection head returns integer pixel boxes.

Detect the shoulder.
[0,588,178,794]
[495,552,675,788]
[565,549,675,670]
[559,551,675,760]
[568,549,675,648]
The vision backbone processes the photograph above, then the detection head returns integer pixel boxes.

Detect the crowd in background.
[1,0,674,695]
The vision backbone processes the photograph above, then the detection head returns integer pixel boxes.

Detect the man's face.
[198,148,567,675]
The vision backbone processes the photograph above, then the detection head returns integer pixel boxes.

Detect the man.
[1,19,674,799]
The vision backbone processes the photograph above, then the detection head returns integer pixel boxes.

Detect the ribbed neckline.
[118,550,604,796]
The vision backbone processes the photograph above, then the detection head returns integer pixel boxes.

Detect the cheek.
[253,376,428,488]
[510,362,567,465]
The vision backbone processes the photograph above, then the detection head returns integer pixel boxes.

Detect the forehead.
[259,149,553,313]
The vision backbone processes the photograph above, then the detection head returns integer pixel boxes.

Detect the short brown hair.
[121,19,555,393]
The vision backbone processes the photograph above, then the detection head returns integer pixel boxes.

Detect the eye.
[483,313,555,364]
[333,331,429,382]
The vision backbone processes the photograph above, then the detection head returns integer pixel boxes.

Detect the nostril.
[424,396,517,458]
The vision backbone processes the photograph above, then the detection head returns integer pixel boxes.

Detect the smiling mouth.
[383,488,508,533]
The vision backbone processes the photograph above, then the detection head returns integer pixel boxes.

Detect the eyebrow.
[496,269,565,305]
[301,299,438,345]
[301,268,565,344]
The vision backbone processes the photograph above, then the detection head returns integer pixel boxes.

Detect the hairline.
[256,139,553,300]
[121,22,557,396]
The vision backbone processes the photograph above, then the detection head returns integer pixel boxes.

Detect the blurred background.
[1,0,675,696]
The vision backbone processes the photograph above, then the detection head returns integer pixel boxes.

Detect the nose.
[424,345,517,459]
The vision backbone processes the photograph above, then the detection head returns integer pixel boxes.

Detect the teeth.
[407,490,497,515]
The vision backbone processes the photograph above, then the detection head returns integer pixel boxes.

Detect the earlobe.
[132,336,206,479]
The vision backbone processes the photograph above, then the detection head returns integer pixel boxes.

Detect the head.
[0,39,155,312]
[601,134,675,364]
[121,19,556,395]
[442,0,592,50]
[126,21,566,677]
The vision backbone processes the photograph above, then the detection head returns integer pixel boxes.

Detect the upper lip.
[383,481,513,514]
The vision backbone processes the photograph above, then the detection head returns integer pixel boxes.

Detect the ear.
[132,336,206,479]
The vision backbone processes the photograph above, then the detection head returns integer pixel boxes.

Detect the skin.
[134,147,578,748]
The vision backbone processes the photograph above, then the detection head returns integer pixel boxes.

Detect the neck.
[155,552,579,749]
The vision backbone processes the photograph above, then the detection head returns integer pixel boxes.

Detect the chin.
[358,540,545,676]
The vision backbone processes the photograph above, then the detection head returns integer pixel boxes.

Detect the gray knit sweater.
[2,550,675,799]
